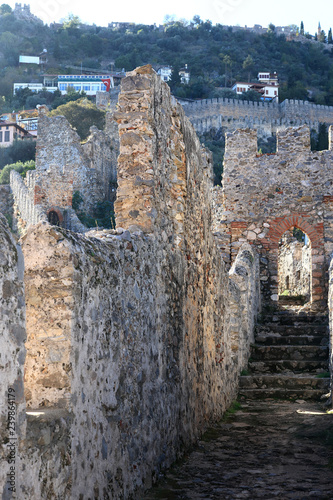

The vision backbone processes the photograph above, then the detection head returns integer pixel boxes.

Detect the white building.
[13,74,114,96]
[58,75,114,95]
[157,65,190,84]
[157,67,172,82]
[179,64,190,84]
[232,72,279,102]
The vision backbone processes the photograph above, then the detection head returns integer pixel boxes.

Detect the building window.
[4,131,10,142]
[0,131,2,142]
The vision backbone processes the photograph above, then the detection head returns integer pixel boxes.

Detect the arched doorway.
[263,214,325,309]
[48,210,60,226]
[278,228,311,305]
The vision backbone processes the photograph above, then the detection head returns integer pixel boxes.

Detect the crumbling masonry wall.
[213,125,333,309]
[0,214,26,499]
[15,66,260,499]
[10,106,117,231]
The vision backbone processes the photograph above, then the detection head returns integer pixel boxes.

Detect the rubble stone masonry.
[7,67,260,499]
[213,125,333,309]
[10,105,117,232]
[183,97,333,137]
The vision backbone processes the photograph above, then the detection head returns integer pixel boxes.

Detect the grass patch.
[240,369,249,376]
[316,372,330,379]
[222,400,242,421]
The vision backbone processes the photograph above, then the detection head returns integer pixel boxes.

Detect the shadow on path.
[143,400,333,499]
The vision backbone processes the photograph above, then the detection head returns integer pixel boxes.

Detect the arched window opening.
[48,210,60,226]
[278,227,311,305]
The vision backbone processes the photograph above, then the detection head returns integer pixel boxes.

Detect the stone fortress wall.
[1,66,261,499]
[10,105,118,234]
[183,98,333,137]
[212,124,333,309]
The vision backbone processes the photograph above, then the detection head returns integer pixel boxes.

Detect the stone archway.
[47,208,63,227]
[262,214,325,309]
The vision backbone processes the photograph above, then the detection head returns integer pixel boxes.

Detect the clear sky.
[7,0,332,36]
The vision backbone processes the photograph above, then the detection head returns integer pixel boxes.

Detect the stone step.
[261,313,328,325]
[255,334,328,346]
[248,359,329,374]
[239,374,330,391]
[238,387,328,401]
[250,345,328,362]
[257,324,328,336]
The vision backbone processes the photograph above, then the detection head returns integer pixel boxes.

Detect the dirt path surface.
[143,400,333,499]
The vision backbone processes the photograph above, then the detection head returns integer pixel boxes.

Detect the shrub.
[0,160,35,184]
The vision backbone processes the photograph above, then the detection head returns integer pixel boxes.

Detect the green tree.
[62,13,81,30]
[222,55,232,87]
[328,28,333,44]
[300,21,304,35]
[49,98,106,140]
[243,55,254,82]
[192,15,202,27]
[0,4,11,15]
[169,63,181,91]
[319,30,326,43]
[0,140,36,168]
[0,160,35,184]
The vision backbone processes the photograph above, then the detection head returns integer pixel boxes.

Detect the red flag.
[101,79,111,92]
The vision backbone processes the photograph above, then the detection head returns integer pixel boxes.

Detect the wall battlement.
[214,124,333,308]
[183,97,333,136]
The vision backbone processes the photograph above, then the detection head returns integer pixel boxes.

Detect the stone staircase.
[239,308,330,401]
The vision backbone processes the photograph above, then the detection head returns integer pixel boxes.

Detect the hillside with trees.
[0,5,333,182]
[0,7,332,108]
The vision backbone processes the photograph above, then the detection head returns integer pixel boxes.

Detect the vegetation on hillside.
[0,159,35,184]
[0,139,36,168]
[49,98,106,140]
[0,6,332,183]
[0,8,332,107]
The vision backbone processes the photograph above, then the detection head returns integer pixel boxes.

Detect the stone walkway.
[143,399,333,499]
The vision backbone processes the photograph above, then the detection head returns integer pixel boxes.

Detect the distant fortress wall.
[182,98,333,136]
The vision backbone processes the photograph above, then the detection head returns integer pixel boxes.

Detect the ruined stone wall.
[328,257,333,397]
[0,214,26,499]
[82,125,117,203]
[11,106,117,232]
[19,222,259,499]
[22,224,74,409]
[10,170,47,232]
[0,185,13,220]
[16,67,260,499]
[183,98,333,136]
[214,125,333,309]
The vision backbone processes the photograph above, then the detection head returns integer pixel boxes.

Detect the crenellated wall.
[10,170,47,232]
[213,124,333,309]
[183,97,333,136]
